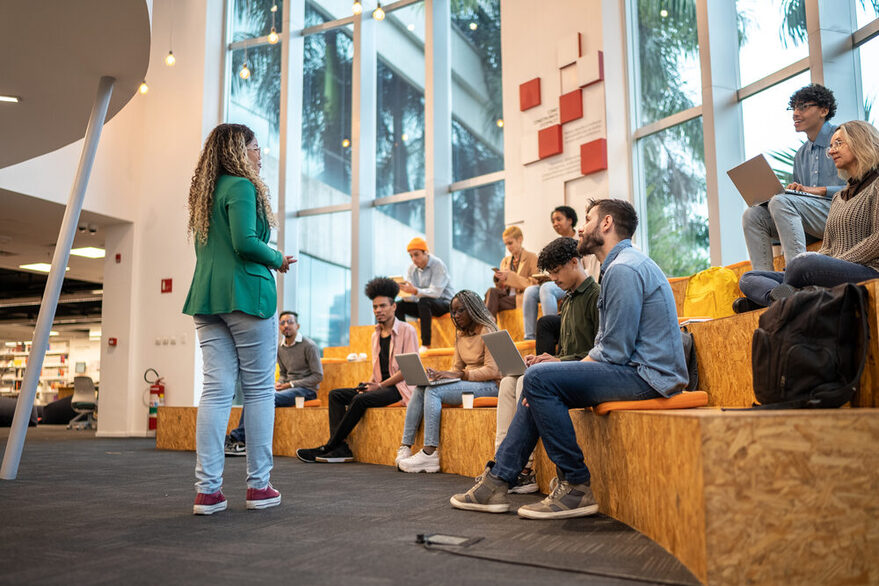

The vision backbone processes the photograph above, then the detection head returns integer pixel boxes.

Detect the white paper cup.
[462,392,474,409]
[295,396,305,408]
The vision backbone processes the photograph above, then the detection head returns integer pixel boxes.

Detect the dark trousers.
[484,287,517,317]
[326,386,402,449]
[535,314,562,356]
[395,297,450,346]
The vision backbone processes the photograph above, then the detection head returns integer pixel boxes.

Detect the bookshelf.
[0,341,70,403]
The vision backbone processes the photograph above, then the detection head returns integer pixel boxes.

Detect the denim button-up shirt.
[405,254,455,302]
[588,240,688,395]
[794,121,845,197]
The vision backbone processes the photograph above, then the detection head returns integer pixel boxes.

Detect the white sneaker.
[395,445,412,467]
[398,449,440,473]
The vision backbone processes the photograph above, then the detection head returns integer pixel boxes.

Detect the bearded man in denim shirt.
[451,198,688,520]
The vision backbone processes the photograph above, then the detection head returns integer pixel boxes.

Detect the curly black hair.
[364,277,399,301]
[789,84,837,122]
[537,237,581,272]
[552,205,578,228]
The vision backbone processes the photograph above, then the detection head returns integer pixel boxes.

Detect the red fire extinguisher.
[144,368,164,435]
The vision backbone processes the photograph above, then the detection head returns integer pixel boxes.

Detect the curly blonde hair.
[187,123,276,244]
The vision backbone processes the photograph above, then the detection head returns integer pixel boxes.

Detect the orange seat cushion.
[593,391,708,415]
[515,340,536,352]
[321,357,347,364]
[304,399,322,407]
[383,401,404,408]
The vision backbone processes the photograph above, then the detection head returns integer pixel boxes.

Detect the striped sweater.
[819,175,879,270]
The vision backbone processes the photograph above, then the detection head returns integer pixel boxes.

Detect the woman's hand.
[427,368,462,380]
[277,255,297,273]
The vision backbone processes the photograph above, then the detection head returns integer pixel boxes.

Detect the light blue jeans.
[401,380,498,447]
[742,194,831,271]
[194,311,277,494]
[522,282,566,339]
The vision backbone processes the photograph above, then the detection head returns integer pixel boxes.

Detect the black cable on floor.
[421,541,697,586]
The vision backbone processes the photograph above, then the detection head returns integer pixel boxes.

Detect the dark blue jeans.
[491,360,660,486]
[229,387,317,443]
[739,253,879,306]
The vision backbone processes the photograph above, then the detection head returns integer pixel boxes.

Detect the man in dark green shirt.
[493,237,599,493]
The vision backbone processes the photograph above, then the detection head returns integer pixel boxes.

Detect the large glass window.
[741,72,810,184]
[297,212,351,348]
[638,118,708,277]
[376,3,425,196]
[451,0,503,182]
[232,0,282,41]
[633,0,701,126]
[736,0,808,87]
[301,4,353,207]
[229,43,282,207]
[856,1,879,29]
[450,181,505,294]
[860,38,879,125]
[373,201,426,279]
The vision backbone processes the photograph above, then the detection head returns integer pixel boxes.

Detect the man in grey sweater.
[225,311,323,455]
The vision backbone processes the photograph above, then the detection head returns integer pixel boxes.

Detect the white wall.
[0,0,224,436]
[501,0,610,247]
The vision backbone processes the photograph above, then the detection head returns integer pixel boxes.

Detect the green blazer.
[183,175,283,319]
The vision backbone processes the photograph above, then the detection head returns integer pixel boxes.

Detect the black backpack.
[751,282,870,408]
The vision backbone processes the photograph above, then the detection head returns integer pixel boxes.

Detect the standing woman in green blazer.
[183,123,294,515]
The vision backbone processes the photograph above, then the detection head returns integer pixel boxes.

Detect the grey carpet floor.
[0,426,699,586]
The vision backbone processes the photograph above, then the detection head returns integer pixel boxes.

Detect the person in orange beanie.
[396,237,455,350]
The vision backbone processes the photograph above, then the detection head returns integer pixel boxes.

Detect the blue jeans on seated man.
[401,380,498,448]
[491,360,661,486]
[739,252,879,307]
[194,311,277,494]
[229,386,318,443]
[522,281,566,340]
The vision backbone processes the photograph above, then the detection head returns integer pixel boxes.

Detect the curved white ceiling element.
[0,0,151,169]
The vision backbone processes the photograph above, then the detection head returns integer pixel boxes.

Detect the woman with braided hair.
[183,123,295,515]
[396,290,501,473]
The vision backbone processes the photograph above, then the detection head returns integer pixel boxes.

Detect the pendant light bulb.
[164,51,176,66]
[373,2,385,20]
[139,81,149,94]
[268,27,279,44]
[352,1,363,14]
[239,63,251,80]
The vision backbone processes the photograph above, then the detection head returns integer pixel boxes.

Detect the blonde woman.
[738,120,879,308]
[183,123,294,515]
[484,226,538,318]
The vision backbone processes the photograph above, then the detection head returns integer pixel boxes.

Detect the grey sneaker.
[517,478,599,519]
[508,469,538,494]
[450,471,511,513]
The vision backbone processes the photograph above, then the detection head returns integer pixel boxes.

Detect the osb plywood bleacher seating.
[157,263,879,584]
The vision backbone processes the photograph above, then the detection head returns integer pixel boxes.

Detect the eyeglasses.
[247,146,261,154]
[787,102,817,112]
[279,318,296,325]
[825,140,847,158]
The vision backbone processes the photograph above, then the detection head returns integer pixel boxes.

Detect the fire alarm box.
[161,278,172,293]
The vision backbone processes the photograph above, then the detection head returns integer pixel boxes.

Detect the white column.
[424,0,452,262]
[697,0,747,265]
[809,0,862,121]
[352,5,378,325]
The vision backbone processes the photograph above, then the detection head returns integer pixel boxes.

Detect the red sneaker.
[246,484,281,510]
[193,490,227,515]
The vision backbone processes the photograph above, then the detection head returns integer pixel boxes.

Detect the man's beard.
[578,227,603,256]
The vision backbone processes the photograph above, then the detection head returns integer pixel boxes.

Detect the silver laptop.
[396,353,460,386]
[482,330,527,377]
[727,154,828,206]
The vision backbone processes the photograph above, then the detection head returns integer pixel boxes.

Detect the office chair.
[67,376,97,430]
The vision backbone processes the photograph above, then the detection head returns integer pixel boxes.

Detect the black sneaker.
[296,445,329,463]
[508,469,538,494]
[732,296,763,314]
[315,443,355,463]
[224,436,246,457]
